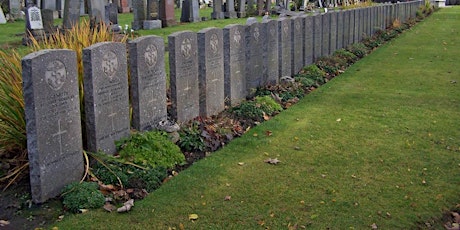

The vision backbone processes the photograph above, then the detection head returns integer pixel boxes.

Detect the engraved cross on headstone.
[52,119,67,155]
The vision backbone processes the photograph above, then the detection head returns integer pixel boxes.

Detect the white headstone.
[0,7,6,24]
[28,6,44,29]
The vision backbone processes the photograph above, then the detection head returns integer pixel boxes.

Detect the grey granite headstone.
[303,15,313,66]
[143,19,162,29]
[129,36,167,131]
[63,0,81,29]
[246,22,265,91]
[336,11,343,50]
[22,49,84,203]
[212,0,224,19]
[321,13,330,56]
[263,20,279,85]
[180,0,200,22]
[147,0,159,19]
[0,7,6,24]
[237,0,246,18]
[291,16,304,75]
[246,17,258,25]
[353,9,359,44]
[312,14,322,61]
[26,6,44,30]
[223,24,247,106]
[105,3,118,25]
[9,0,22,20]
[225,0,237,18]
[88,0,106,25]
[83,42,130,154]
[168,31,199,122]
[132,0,146,30]
[278,18,291,78]
[329,11,338,54]
[180,0,189,22]
[41,9,55,33]
[198,28,225,117]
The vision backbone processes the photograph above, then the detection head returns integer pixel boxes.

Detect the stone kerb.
[278,17,292,78]
[223,24,247,106]
[169,31,200,123]
[129,36,167,131]
[263,19,279,85]
[291,16,304,75]
[22,49,84,203]
[246,22,265,91]
[303,15,314,66]
[198,28,225,117]
[83,42,130,154]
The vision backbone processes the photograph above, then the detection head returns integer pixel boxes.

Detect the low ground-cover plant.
[61,181,105,213]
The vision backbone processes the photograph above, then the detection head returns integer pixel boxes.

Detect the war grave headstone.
[23,5,45,45]
[198,28,225,117]
[225,0,237,18]
[9,0,22,20]
[63,0,81,29]
[105,3,118,25]
[223,24,247,106]
[312,14,322,61]
[358,8,364,41]
[120,0,131,13]
[278,18,291,78]
[366,7,371,37]
[83,42,130,154]
[41,9,55,33]
[321,13,330,56]
[336,10,344,50]
[169,31,199,122]
[353,9,359,43]
[88,0,106,25]
[291,16,304,75]
[144,0,161,29]
[303,15,313,66]
[132,0,146,30]
[160,0,176,27]
[348,9,355,45]
[180,0,200,22]
[0,6,6,24]
[329,11,338,54]
[129,36,167,131]
[246,22,265,90]
[263,19,279,85]
[211,0,224,19]
[237,0,246,18]
[22,49,84,203]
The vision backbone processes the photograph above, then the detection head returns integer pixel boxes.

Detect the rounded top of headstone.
[246,17,258,25]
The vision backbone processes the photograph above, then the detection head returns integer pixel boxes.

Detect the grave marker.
[312,14,322,61]
[303,15,313,66]
[83,42,130,154]
[278,18,291,77]
[27,6,44,30]
[291,16,304,75]
[246,22,265,90]
[22,49,84,203]
[263,19,279,85]
[198,28,225,117]
[160,0,176,27]
[88,0,106,25]
[169,31,199,122]
[321,13,330,56]
[63,0,81,29]
[129,36,167,131]
[132,0,146,30]
[0,6,6,24]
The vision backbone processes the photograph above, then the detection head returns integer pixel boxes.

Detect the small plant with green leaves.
[178,120,206,152]
[61,182,105,213]
[346,43,369,58]
[333,49,358,65]
[295,65,328,87]
[116,130,185,169]
[231,95,282,123]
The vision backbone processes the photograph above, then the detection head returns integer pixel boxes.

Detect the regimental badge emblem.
[145,44,158,67]
[210,34,219,53]
[181,38,192,59]
[253,27,260,42]
[102,51,118,80]
[45,60,66,91]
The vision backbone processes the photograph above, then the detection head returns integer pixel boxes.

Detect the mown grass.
[52,6,460,230]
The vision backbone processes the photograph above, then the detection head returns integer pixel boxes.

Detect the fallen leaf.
[371,223,378,229]
[224,195,231,201]
[452,212,460,224]
[265,130,273,136]
[263,112,270,121]
[57,215,64,222]
[179,223,185,230]
[103,203,116,212]
[336,118,342,122]
[0,220,10,226]
[253,133,258,137]
[238,162,245,166]
[264,158,281,165]
[188,214,199,220]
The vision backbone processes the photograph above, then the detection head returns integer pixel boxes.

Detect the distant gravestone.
[147,0,159,19]
[41,9,55,33]
[160,0,176,27]
[246,22,265,91]
[223,24,247,106]
[246,17,257,25]
[321,13,330,56]
[0,7,6,24]
[211,0,224,19]
[63,0,81,29]
[129,36,167,131]
[9,0,22,20]
[83,42,130,154]
[263,19,279,85]
[105,3,118,25]
[120,0,130,13]
[312,14,322,61]
[132,0,146,30]
[143,20,162,29]
[278,18,291,78]
[22,49,84,203]
[88,0,106,25]
[237,0,246,18]
[225,0,237,18]
[26,6,44,30]
[168,31,199,122]
[291,16,303,75]
[181,0,200,22]
[303,15,313,66]
[329,11,338,54]
[197,28,225,117]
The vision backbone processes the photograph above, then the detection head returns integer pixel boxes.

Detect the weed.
[346,43,369,58]
[61,182,105,213]
[178,120,206,152]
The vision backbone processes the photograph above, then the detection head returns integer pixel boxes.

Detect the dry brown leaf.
[224,195,231,201]
[264,158,281,165]
[103,203,116,212]
[452,212,460,224]
[371,223,378,229]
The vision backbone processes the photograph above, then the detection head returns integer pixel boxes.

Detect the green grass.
[52,7,460,230]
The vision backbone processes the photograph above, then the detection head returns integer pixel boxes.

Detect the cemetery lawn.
[52,7,460,229]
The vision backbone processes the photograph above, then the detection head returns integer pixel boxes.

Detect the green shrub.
[116,131,185,169]
[127,166,168,192]
[254,95,283,115]
[333,49,358,65]
[61,182,105,213]
[231,96,282,122]
[178,120,206,152]
[346,43,369,58]
[295,65,327,87]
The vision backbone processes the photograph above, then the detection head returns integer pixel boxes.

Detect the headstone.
[129,36,167,131]
[41,9,55,33]
[160,0,176,27]
[237,0,246,18]
[143,19,162,29]
[9,0,22,20]
[181,0,200,22]
[223,24,247,106]
[336,10,344,50]
[26,6,44,30]
[105,3,118,25]
[342,10,350,47]
[180,0,190,22]
[246,17,257,25]
[22,49,84,203]
[277,18,291,78]
[211,0,224,19]
[353,9,359,43]
[303,15,313,66]
[225,0,237,18]
[63,0,81,29]
[246,22,265,91]
[312,14,322,61]
[263,19,279,85]
[321,13,330,56]
[0,7,5,24]
[83,42,130,154]
[257,0,264,15]
[329,11,338,53]
[197,28,225,117]
[42,0,57,10]
[291,16,303,75]
[147,0,159,19]
[168,31,199,122]
[132,0,146,30]
[88,0,106,25]
[120,0,131,13]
